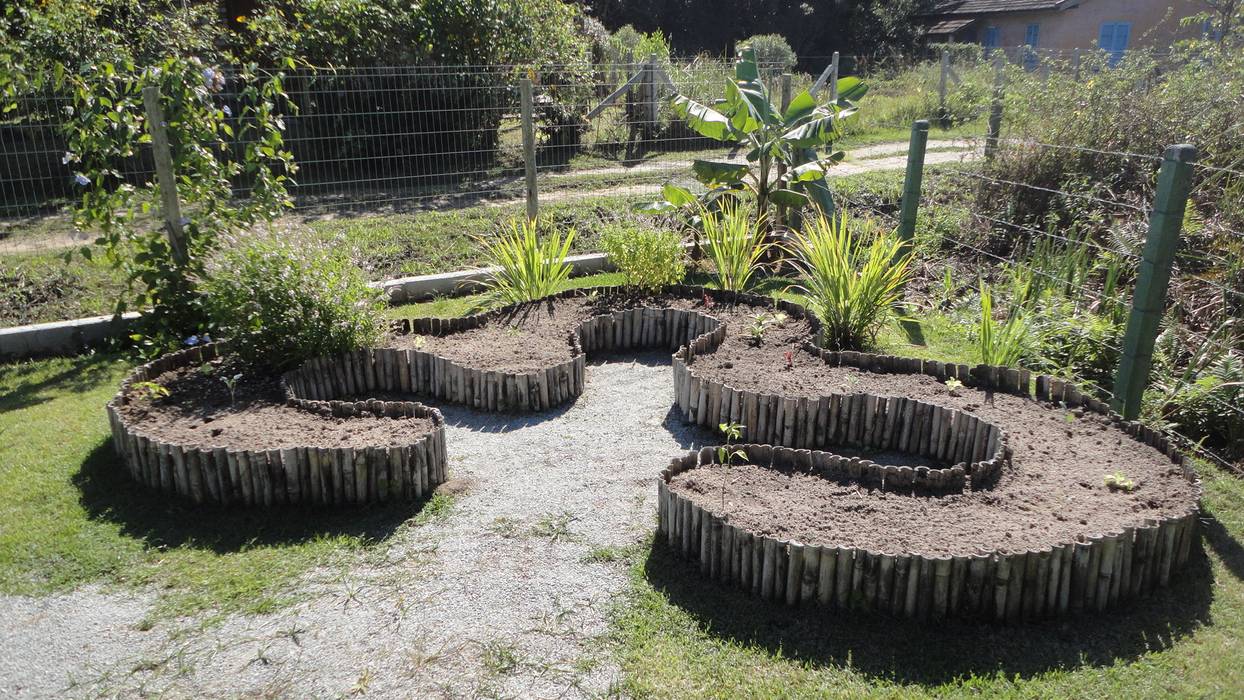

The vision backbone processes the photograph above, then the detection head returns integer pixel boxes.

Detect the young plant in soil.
[132,381,170,401]
[1105,471,1137,492]
[783,350,794,370]
[945,377,964,396]
[221,373,243,406]
[716,421,747,512]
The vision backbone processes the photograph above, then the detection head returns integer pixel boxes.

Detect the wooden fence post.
[141,85,188,266]
[1073,48,1082,81]
[1112,144,1198,419]
[985,53,1005,161]
[830,51,840,102]
[644,54,659,141]
[897,119,930,257]
[938,49,950,126]
[520,78,539,221]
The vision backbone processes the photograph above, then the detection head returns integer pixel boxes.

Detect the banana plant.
[641,47,866,221]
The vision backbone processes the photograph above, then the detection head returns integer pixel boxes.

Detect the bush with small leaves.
[203,229,385,372]
[600,223,686,292]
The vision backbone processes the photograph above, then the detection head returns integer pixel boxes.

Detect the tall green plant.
[61,56,295,354]
[644,48,867,219]
[474,218,575,307]
[978,282,1030,367]
[787,213,911,350]
[699,201,770,292]
[600,223,686,291]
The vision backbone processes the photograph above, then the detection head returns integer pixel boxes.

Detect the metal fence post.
[519,78,539,221]
[1111,144,1198,419]
[829,51,840,102]
[141,85,188,266]
[897,119,930,256]
[985,53,1005,161]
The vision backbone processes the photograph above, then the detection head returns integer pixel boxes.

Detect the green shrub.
[787,213,912,350]
[600,223,686,291]
[203,231,385,371]
[699,201,770,292]
[474,218,576,307]
[735,34,796,72]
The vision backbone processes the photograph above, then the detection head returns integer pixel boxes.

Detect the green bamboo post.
[1112,144,1198,419]
[896,119,930,257]
[520,78,538,221]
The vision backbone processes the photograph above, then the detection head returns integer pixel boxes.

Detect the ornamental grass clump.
[787,212,912,350]
[699,201,770,292]
[203,230,385,372]
[474,218,575,307]
[978,282,1030,367]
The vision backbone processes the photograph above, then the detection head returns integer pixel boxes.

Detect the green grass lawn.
[3,275,1242,695]
[0,354,453,625]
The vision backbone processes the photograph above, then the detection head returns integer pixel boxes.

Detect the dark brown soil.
[116,357,437,451]
[381,291,1197,556]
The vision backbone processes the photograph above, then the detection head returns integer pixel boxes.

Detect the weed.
[531,511,578,542]
[487,516,522,539]
[480,640,523,676]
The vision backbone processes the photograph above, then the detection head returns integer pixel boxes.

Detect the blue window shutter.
[1116,23,1131,51]
[1025,23,1040,47]
[1099,23,1115,50]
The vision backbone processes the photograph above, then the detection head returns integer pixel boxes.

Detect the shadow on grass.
[642,536,1216,685]
[1202,513,1244,582]
[73,440,423,554]
[0,352,119,413]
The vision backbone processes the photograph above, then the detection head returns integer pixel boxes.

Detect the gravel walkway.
[0,354,713,699]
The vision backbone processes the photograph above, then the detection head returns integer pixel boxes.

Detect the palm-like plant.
[978,282,1029,366]
[646,47,867,219]
[473,218,575,307]
[787,213,912,350]
[699,200,770,292]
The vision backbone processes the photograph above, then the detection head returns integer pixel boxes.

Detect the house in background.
[923,0,1205,55]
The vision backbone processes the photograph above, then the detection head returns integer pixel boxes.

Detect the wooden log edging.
[657,443,1201,621]
[107,343,448,507]
[283,285,736,413]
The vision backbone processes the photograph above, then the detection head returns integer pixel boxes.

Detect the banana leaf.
[669,94,735,142]
[692,159,750,185]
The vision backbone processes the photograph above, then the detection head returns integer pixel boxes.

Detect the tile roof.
[927,0,1069,15]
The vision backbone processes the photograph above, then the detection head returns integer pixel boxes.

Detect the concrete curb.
[0,254,616,361]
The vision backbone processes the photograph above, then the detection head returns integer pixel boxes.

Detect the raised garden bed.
[107,343,447,507]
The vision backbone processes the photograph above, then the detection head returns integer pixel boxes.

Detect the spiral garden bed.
[107,343,447,507]
[107,285,1201,621]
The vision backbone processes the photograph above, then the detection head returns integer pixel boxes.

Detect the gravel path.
[0,354,713,699]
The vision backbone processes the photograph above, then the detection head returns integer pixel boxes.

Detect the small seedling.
[221,372,243,405]
[702,292,715,309]
[746,313,773,344]
[1104,471,1137,492]
[197,363,216,377]
[770,311,788,327]
[133,381,170,400]
[413,334,427,350]
[783,350,794,370]
[716,421,747,510]
[944,377,964,396]
[505,325,521,337]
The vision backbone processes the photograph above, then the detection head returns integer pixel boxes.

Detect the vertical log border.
[107,343,449,507]
[658,442,1201,622]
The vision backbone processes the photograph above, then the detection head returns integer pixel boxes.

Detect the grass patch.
[0,248,127,326]
[0,353,452,622]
